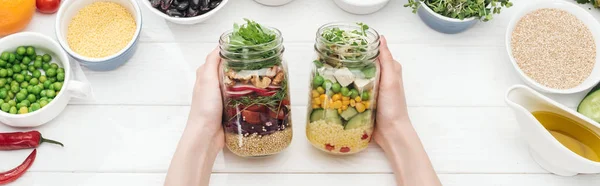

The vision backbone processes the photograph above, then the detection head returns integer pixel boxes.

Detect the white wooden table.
[2,0,600,185]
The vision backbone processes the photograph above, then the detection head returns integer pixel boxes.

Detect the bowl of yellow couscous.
[55,0,142,71]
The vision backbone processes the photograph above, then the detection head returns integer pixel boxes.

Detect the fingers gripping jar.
[219,22,292,157]
[306,23,380,155]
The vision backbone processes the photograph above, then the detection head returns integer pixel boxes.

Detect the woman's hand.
[165,48,224,186]
[373,36,442,186]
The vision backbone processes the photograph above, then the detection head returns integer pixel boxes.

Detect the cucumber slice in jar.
[578,88,600,122]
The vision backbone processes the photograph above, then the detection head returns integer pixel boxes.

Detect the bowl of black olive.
[143,0,227,24]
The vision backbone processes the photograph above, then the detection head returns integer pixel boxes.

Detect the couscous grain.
[511,8,596,89]
[67,2,136,58]
[306,120,372,155]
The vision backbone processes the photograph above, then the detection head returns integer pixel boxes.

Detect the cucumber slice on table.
[578,86,600,122]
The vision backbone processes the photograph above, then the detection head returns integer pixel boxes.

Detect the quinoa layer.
[306,120,373,155]
[225,128,292,157]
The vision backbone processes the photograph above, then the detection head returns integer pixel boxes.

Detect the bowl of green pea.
[0,32,90,127]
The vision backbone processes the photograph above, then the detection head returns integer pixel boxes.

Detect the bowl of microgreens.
[404,0,513,34]
[576,0,600,9]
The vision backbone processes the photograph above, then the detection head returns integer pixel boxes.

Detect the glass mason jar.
[306,23,380,155]
[218,27,292,157]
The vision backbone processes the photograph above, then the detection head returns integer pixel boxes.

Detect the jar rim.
[220,47,286,63]
[315,22,381,48]
[219,26,283,49]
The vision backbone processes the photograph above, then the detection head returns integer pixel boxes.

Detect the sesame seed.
[511,8,596,89]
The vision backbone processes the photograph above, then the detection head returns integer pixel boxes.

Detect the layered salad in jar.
[219,19,292,157]
[306,23,380,155]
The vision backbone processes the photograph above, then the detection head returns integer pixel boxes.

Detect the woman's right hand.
[373,36,442,186]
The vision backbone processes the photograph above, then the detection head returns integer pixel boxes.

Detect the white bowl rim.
[140,0,230,23]
[334,0,390,6]
[419,1,476,22]
[0,32,71,119]
[505,0,600,94]
[55,0,143,62]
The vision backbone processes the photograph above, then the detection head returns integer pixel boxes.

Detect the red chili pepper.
[0,149,37,184]
[0,131,63,150]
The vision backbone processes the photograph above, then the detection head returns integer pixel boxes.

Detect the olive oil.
[532,111,600,162]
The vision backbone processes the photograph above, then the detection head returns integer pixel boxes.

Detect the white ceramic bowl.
[254,0,293,6]
[56,0,143,71]
[141,0,229,25]
[333,0,390,15]
[0,32,90,127]
[506,0,600,94]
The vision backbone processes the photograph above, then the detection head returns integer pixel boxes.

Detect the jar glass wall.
[219,25,292,157]
[306,22,380,155]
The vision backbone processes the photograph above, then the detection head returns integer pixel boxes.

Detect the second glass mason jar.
[306,23,380,155]
[219,22,292,157]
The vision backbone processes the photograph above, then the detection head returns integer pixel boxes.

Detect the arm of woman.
[373,36,442,186]
[164,48,225,186]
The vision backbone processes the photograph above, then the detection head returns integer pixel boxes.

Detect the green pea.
[10,81,18,87]
[0,103,9,112]
[19,88,26,95]
[42,63,50,71]
[31,86,41,95]
[48,77,56,83]
[0,60,6,67]
[322,80,332,90]
[0,79,5,87]
[313,75,324,87]
[8,100,15,107]
[0,52,9,61]
[7,53,15,63]
[46,68,57,77]
[50,63,58,69]
[331,83,341,93]
[9,106,16,114]
[33,60,42,69]
[39,75,46,83]
[39,100,48,108]
[53,82,62,91]
[15,54,23,61]
[18,107,28,114]
[28,65,35,72]
[21,100,30,107]
[0,69,6,78]
[10,85,19,93]
[35,55,42,62]
[43,81,51,89]
[29,78,38,85]
[49,84,54,90]
[40,90,47,97]
[46,89,56,98]
[12,65,21,73]
[20,64,26,70]
[16,47,26,55]
[350,89,359,98]
[0,99,4,105]
[26,85,32,93]
[341,87,350,97]
[42,54,51,62]
[20,82,28,88]
[22,56,31,64]
[6,69,12,77]
[15,74,24,83]
[27,94,36,102]
[30,71,39,79]
[24,75,31,82]
[0,90,6,99]
[57,73,65,82]
[39,97,47,101]
[26,46,35,56]
[361,92,370,100]
[15,93,26,102]
[16,103,23,109]
[20,70,27,76]
[3,85,8,91]
[58,68,64,74]
[30,103,40,111]
[7,92,13,99]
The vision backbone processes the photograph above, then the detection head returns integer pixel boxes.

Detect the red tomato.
[36,0,60,14]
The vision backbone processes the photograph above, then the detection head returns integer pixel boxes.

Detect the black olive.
[189,0,200,10]
[172,0,179,5]
[200,0,209,11]
[150,0,161,8]
[176,1,189,11]
[187,8,199,17]
[160,0,173,10]
[166,8,184,17]
[209,0,221,9]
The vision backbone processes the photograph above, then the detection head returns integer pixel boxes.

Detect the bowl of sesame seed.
[55,0,142,71]
[506,0,600,94]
